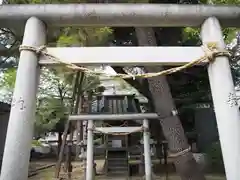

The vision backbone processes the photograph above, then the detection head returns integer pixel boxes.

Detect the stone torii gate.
[0,4,240,180]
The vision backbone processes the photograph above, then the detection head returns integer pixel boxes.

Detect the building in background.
[99,66,148,102]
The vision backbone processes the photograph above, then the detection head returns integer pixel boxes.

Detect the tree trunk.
[66,123,74,178]
[57,131,63,157]
[76,95,84,159]
[135,27,206,180]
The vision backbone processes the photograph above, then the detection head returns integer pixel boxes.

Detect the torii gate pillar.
[201,17,240,180]
[0,17,46,180]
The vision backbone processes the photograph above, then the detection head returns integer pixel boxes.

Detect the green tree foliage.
[1,0,114,71]
[0,67,71,135]
[57,27,113,47]
[0,67,16,102]
[182,0,240,45]
[0,28,19,71]
[35,98,68,136]
[8,0,114,47]
[0,66,102,136]
[166,0,240,109]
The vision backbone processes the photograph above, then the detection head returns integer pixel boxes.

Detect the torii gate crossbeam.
[0,4,240,29]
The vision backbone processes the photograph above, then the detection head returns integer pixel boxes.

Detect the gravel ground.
[28,160,226,180]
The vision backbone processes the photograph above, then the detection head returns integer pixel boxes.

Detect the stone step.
[107,167,128,176]
[107,160,128,166]
[107,151,127,158]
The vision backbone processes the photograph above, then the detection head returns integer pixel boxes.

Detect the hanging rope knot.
[19,45,29,52]
[201,43,217,62]
[36,45,47,55]
[19,45,47,56]
[202,42,232,62]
